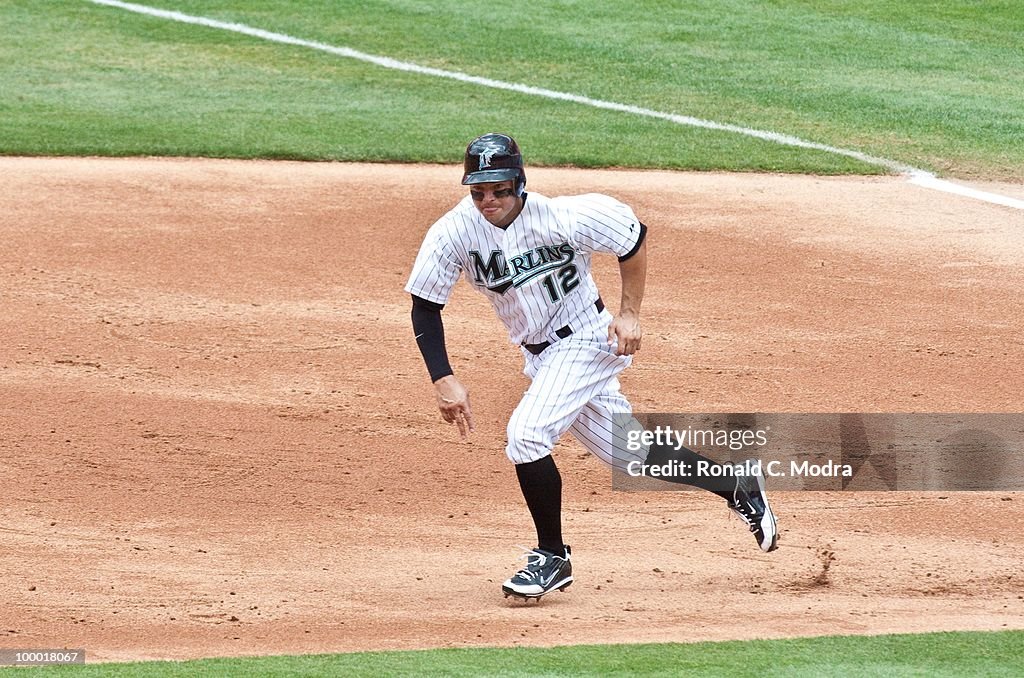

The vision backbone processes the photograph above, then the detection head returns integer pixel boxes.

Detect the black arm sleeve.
[411,295,454,383]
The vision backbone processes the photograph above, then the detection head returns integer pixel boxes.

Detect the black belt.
[523,298,605,355]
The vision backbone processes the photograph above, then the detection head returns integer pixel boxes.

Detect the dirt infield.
[1,157,1022,663]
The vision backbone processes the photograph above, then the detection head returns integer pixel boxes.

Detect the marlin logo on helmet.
[477,141,505,171]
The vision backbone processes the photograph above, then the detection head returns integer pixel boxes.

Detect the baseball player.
[406,133,778,601]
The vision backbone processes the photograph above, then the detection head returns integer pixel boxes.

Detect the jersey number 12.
[540,264,580,303]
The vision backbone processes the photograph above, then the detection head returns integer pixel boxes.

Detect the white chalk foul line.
[88,0,1023,210]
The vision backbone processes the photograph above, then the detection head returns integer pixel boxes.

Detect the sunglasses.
[470,187,516,201]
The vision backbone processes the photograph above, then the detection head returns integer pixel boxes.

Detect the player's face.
[469,180,521,227]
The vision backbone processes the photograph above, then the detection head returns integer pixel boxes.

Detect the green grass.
[1,1,1022,177]
[4,631,1023,677]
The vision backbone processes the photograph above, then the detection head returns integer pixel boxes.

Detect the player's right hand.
[433,375,475,440]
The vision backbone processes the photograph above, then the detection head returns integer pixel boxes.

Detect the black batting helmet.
[462,133,527,196]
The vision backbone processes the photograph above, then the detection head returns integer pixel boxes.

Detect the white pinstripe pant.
[505,326,648,470]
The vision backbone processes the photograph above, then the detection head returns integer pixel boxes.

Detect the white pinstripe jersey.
[405,192,643,345]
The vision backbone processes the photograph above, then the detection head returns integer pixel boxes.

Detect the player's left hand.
[608,311,642,356]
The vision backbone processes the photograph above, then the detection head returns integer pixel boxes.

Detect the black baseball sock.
[515,455,564,554]
[644,444,735,501]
